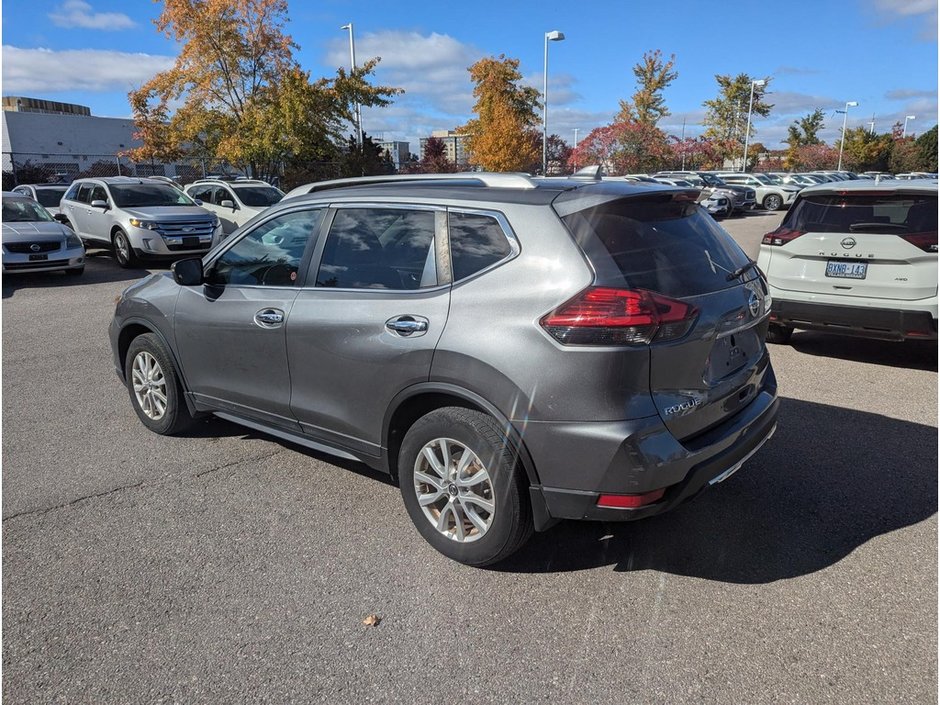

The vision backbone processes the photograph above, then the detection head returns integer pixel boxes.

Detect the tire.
[124,333,195,435]
[112,229,137,268]
[65,267,84,276]
[763,193,783,211]
[766,323,794,345]
[398,407,533,566]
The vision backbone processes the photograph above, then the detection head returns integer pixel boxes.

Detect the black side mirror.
[53,213,70,224]
[171,257,204,286]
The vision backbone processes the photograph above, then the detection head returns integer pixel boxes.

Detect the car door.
[286,204,451,458]
[83,183,112,242]
[214,185,242,233]
[173,206,326,430]
[63,183,94,239]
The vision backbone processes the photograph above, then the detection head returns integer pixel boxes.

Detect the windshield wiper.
[726,259,758,281]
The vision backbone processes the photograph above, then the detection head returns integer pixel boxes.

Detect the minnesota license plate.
[28,253,48,261]
[825,260,867,279]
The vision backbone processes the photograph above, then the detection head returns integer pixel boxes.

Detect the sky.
[1,0,938,155]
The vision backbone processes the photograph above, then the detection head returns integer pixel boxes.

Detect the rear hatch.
[553,187,772,441]
[761,188,938,300]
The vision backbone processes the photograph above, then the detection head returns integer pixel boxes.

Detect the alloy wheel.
[131,351,168,420]
[413,438,495,543]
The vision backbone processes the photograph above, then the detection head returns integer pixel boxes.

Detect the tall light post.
[741,78,765,172]
[573,128,579,147]
[340,23,362,147]
[903,115,916,138]
[837,100,858,171]
[542,30,565,175]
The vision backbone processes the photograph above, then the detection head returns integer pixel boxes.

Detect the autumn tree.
[784,108,826,169]
[123,90,183,167]
[129,0,400,178]
[459,55,541,172]
[702,74,772,164]
[569,121,672,174]
[416,137,459,173]
[525,133,572,174]
[839,127,893,172]
[615,49,678,126]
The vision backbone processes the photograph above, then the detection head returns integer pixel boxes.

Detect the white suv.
[758,179,937,343]
[715,172,801,211]
[185,179,284,235]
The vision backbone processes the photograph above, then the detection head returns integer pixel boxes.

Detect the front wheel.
[125,333,195,435]
[112,229,137,268]
[766,323,794,344]
[763,194,783,211]
[398,407,533,566]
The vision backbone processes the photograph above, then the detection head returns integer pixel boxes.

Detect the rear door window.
[75,184,93,204]
[560,194,751,297]
[784,193,938,234]
[316,207,437,290]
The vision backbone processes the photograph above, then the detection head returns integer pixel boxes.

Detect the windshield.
[34,187,69,207]
[3,198,54,222]
[109,184,196,208]
[752,174,773,185]
[785,193,937,234]
[762,174,783,185]
[700,174,727,187]
[233,185,284,207]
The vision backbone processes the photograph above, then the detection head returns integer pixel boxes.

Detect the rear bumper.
[525,372,779,524]
[771,298,938,341]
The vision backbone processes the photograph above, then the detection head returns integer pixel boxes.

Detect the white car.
[714,172,801,211]
[10,184,70,217]
[757,179,937,343]
[184,179,284,234]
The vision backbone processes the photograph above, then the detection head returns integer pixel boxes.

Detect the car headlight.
[129,218,159,230]
[209,214,220,227]
[65,231,83,249]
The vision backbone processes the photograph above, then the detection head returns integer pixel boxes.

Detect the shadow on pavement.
[787,332,938,372]
[2,254,151,299]
[494,396,937,582]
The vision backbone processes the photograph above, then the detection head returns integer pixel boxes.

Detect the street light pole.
[741,78,765,173]
[340,23,362,148]
[903,115,916,138]
[542,30,565,175]
[837,100,858,171]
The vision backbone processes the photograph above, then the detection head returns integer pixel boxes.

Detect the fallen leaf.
[362,614,382,627]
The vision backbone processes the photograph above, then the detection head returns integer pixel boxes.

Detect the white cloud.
[2,46,174,93]
[871,0,938,39]
[48,0,136,31]
[885,88,939,100]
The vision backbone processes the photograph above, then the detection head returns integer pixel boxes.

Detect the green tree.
[615,49,678,126]
[915,125,938,172]
[784,109,826,169]
[337,133,393,177]
[839,127,893,172]
[459,55,541,171]
[129,0,400,179]
[702,74,772,164]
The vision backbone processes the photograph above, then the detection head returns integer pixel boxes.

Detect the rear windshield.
[784,193,937,234]
[35,187,68,207]
[560,195,751,297]
[233,185,284,207]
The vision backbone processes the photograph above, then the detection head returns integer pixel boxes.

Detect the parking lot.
[2,209,936,704]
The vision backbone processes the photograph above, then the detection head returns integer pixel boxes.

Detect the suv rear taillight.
[762,227,805,246]
[541,287,698,345]
[900,231,939,253]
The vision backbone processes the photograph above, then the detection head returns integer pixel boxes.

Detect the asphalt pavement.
[2,210,937,704]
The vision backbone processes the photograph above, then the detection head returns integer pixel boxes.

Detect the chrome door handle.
[254,308,285,327]
[385,315,429,337]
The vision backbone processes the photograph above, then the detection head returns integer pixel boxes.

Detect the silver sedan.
[2,192,85,276]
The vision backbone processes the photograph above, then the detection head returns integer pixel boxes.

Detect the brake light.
[761,227,805,246]
[900,231,938,252]
[597,488,665,508]
[541,287,698,345]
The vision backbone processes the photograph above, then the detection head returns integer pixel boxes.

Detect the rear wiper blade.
[726,259,758,281]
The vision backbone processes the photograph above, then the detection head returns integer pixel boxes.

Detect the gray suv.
[59,177,221,268]
[110,173,779,566]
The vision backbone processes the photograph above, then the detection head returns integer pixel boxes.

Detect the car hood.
[2,221,71,242]
[123,206,214,221]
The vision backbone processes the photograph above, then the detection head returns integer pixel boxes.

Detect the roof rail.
[300,172,537,193]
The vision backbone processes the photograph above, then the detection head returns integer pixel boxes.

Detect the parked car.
[10,183,70,217]
[758,179,937,343]
[58,177,221,268]
[656,171,757,213]
[652,176,731,217]
[147,175,186,191]
[714,172,801,211]
[2,192,85,276]
[111,172,779,566]
[185,179,284,234]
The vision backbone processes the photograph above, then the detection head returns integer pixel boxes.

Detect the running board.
[213,411,365,464]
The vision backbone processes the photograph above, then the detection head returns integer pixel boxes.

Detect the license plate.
[826,260,867,279]
[28,253,48,261]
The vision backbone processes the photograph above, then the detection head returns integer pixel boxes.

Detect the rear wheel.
[125,333,195,435]
[763,193,783,211]
[766,323,793,344]
[398,407,533,566]
[112,229,137,268]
